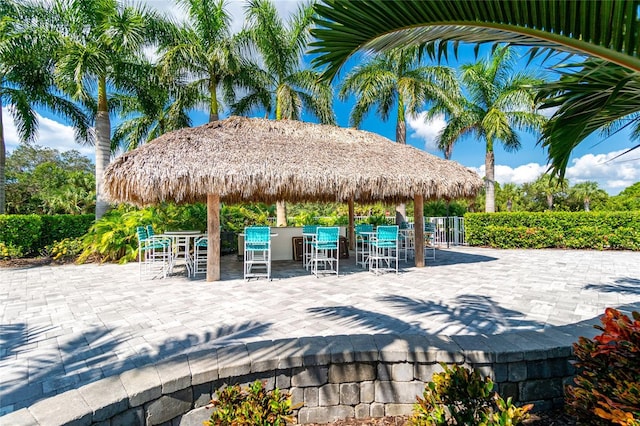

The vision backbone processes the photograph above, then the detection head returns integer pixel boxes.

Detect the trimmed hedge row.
[465,211,640,250]
[0,214,94,256]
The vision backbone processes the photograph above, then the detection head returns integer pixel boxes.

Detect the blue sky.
[4,0,639,195]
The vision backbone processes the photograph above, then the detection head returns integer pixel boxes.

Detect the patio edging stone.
[0,330,585,426]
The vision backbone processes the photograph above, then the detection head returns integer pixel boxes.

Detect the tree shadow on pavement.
[584,277,640,295]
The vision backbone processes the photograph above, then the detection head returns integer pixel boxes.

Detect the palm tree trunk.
[95,75,111,220]
[584,199,590,211]
[209,78,219,122]
[0,98,5,215]
[485,138,496,213]
[276,200,287,227]
[395,96,407,223]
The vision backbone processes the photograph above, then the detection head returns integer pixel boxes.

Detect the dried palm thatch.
[103,116,482,206]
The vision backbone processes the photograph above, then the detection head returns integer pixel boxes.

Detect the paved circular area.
[1,246,639,415]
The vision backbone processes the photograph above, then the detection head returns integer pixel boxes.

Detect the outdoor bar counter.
[237,226,347,261]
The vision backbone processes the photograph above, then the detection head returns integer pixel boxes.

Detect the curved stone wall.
[1,332,576,425]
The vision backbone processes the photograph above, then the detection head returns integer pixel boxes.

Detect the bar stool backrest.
[316,227,339,245]
[355,223,373,234]
[376,225,398,242]
[245,226,270,243]
[303,225,319,234]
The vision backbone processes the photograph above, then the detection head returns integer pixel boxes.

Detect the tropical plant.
[233,0,336,226]
[568,181,608,212]
[522,174,568,212]
[111,61,197,152]
[310,0,640,181]
[48,0,170,220]
[159,0,242,123]
[496,183,523,212]
[0,0,91,215]
[566,308,640,425]
[429,46,546,212]
[605,182,640,211]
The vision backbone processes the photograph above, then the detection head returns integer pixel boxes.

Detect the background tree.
[522,174,568,212]
[495,182,523,212]
[50,0,169,220]
[234,0,335,226]
[429,47,546,212]
[604,182,640,211]
[159,0,241,123]
[568,181,607,212]
[0,0,90,215]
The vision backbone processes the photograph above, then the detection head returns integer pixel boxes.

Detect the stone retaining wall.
[1,332,580,426]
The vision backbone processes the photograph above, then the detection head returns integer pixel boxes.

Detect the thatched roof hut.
[103,116,483,281]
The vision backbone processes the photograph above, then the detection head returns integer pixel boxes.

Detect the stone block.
[374,381,424,404]
[402,335,433,363]
[145,388,193,425]
[319,383,340,406]
[340,383,360,405]
[187,350,218,386]
[111,407,144,426]
[30,389,92,426]
[299,336,331,366]
[325,405,355,422]
[421,335,465,363]
[470,364,494,380]
[297,407,327,424]
[451,335,495,363]
[374,335,407,362]
[291,366,328,387]
[304,387,319,407]
[520,378,564,401]
[377,362,391,381]
[246,340,279,372]
[385,403,414,416]
[273,338,304,369]
[349,334,379,362]
[498,382,519,400]
[175,406,211,426]
[78,375,129,421]
[493,363,509,382]
[120,364,162,407]
[508,361,527,382]
[157,355,191,394]
[216,345,251,379]
[327,335,356,363]
[392,362,415,382]
[526,359,551,379]
[329,362,376,383]
[355,403,370,419]
[192,382,212,408]
[488,334,525,363]
[414,363,444,382]
[360,381,375,403]
[275,370,291,389]
[548,357,570,378]
[370,402,385,417]
[289,387,304,407]
[0,408,38,426]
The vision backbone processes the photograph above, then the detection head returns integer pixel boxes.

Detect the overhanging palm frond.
[311,0,640,80]
[538,59,640,178]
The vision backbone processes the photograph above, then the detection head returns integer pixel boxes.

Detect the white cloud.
[2,107,94,158]
[407,112,446,151]
[470,149,640,195]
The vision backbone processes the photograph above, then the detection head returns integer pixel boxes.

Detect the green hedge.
[0,214,94,256]
[465,212,640,250]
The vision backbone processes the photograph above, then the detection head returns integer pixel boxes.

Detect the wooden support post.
[414,194,424,267]
[207,193,221,281]
[348,199,355,251]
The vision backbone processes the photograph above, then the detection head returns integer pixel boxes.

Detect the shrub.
[409,363,532,425]
[205,380,295,426]
[566,308,640,425]
[0,214,42,255]
[0,241,24,259]
[44,238,84,263]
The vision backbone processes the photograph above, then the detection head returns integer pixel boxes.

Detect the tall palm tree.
[159,0,241,123]
[0,0,90,215]
[310,0,640,180]
[570,181,603,212]
[50,0,169,220]
[234,0,336,226]
[111,61,199,152]
[339,46,456,221]
[429,47,546,212]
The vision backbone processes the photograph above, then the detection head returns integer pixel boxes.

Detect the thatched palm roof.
[103,116,482,206]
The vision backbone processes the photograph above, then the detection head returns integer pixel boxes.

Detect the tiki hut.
[103,116,482,281]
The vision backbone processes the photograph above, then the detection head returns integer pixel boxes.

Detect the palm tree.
[310,0,640,179]
[497,183,522,212]
[570,181,603,212]
[159,0,242,123]
[429,47,546,212]
[49,0,169,220]
[111,61,198,152]
[523,174,568,211]
[234,0,336,226]
[0,0,90,215]
[338,46,456,221]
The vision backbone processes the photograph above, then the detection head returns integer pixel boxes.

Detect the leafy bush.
[0,242,24,259]
[566,308,640,425]
[39,215,94,248]
[44,238,84,263]
[466,212,640,250]
[0,214,42,255]
[410,363,532,425]
[205,380,295,426]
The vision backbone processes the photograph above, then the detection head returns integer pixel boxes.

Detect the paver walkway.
[1,246,639,416]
